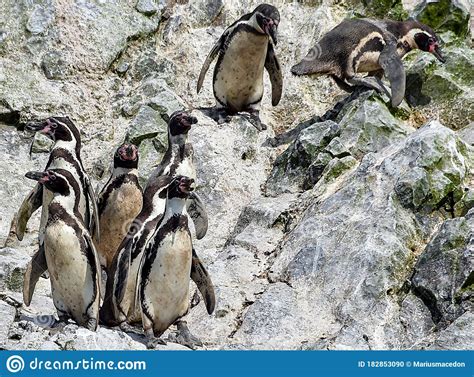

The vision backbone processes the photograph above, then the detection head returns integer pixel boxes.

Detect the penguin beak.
[25,119,54,138]
[268,23,278,45]
[178,177,195,194]
[432,45,446,63]
[25,171,49,184]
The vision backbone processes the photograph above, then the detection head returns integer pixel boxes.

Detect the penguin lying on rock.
[25,169,101,330]
[197,3,283,131]
[291,18,445,107]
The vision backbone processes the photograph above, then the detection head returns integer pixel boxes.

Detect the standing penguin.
[138,176,214,349]
[24,169,101,330]
[291,18,445,107]
[197,4,283,130]
[16,117,99,307]
[93,143,142,270]
[101,111,212,327]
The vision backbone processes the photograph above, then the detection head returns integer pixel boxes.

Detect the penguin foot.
[346,76,390,97]
[171,320,203,350]
[190,289,201,309]
[85,318,98,331]
[238,112,267,131]
[146,337,167,349]
[118,322,143,335]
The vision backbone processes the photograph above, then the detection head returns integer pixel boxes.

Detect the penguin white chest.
[44,220,97,322]
[145,229,192,332]
[355,51,382,73]
[214,32,268,111]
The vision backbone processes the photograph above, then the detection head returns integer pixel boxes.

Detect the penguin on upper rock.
[291,18,445,107]
[197,3,283,131]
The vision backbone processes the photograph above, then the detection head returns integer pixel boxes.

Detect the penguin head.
[405,22,445,63]
[254,4,280,45]
[114,143,139,169]
[168,110,198,145]
[25,169,71,196]
[168,176,195,199]
[26,116,81,144]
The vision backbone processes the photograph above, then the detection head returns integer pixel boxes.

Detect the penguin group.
[12,3,445,348]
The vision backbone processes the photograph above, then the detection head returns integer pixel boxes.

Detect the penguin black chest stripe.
[98,174,140,216]
[352,36,385,72]
[46,148,85,187]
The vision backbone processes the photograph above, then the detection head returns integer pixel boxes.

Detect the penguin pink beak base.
[264,19,278,45]
[178,177,195,195]
[430,43,446,63]
[25,171,51,184]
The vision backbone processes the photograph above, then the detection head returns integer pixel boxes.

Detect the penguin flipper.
[378,40,406,107]
[190,249,215,315]
[187,192,208,240]
[85,175,100,242]
[197,34,225,93]
[16,184,43,241]
[265,42,283,106]
[23,243,47,306]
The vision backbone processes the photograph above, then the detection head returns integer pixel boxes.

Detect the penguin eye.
[49,174,56,181]
[428,37,435,44]
[51,123,58,129]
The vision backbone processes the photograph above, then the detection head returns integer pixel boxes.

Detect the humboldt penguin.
[93,143,142,270]
[138,176,215,349]
[25,169,101,330]
[291,18,445,107]
[100,111,212,327]
[197,3,283,130]
[17,117,99,307]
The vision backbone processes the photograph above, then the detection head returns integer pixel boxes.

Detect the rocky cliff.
[0,0,472,350]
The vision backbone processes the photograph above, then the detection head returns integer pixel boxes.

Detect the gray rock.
[428,311,474,350]
[29,132,54,154]
[0,300,17,348]
[411,217,473,326]
[41,51,69,80]
[413,0,470,38]
[265,121,340,196]
[136,0,159,16]
[126,105,167,145]
[26,3,55,35]
[0,248,29,292]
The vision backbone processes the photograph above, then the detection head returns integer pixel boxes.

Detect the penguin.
[24,169,101,330]
[17,117,99,307]
[291,18,445,107]
[197,3,283,131]
[138,175,214,349]
[100,111,212,327]
[93,143,142,270]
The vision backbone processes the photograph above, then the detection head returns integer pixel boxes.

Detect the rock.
[457,122,474,146]
[125,105,167,146]
[405,45,474,130]
[413,0,470,38]
[265,121,340,196]
[136,0,159,16]
[262,121,472,349]
[0,300,17,348]
[0,248,29,292]
[428,311,474,349]
[115,62,130,75]
[411,216,473,326]
[26,3,55,35]
[29,132,54,154]
[41,51,69,80]
[336,92,414,159]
